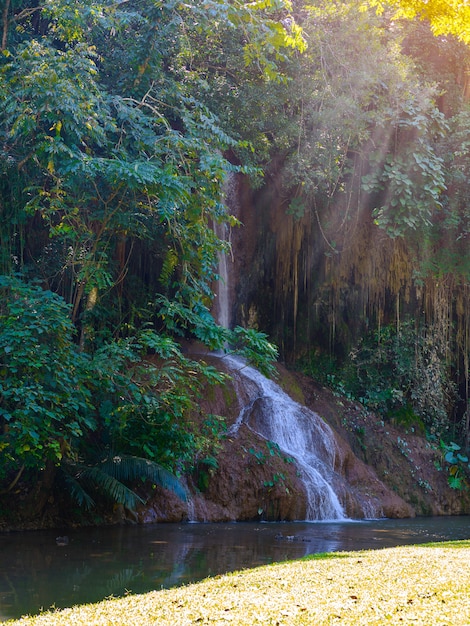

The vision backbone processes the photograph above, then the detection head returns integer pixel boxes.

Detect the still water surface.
[1,516,470,621]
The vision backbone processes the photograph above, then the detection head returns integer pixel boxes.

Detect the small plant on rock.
[440,441,470,490]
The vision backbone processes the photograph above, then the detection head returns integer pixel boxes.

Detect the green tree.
[0,0,300,343]
[0,276,93,503]
[364,0,470,44]
[0,0,291,520]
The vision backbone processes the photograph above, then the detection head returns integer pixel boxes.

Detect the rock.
[141,355,470,522]
[55,536,69,546]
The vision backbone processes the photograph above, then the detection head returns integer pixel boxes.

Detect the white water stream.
[224,355,346,520]
[213,174,346,520]
[213,220,231,330]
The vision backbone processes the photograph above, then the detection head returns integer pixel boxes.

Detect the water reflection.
[1,516,469,621]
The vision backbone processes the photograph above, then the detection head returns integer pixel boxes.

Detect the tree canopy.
[364,0,470,43]
[0,0,285,518]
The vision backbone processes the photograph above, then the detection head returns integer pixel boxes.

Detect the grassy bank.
[7,541,470,625]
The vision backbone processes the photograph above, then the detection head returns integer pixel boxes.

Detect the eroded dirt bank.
[2,356,469,531]
[141,357,470,524]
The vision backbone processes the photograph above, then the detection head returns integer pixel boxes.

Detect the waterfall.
[214,221,231,330]
[212,174,345,520]
[213,172,238,329]
[225,355,347,521]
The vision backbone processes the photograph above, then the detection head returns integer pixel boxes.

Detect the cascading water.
[213,220,231,330]
[213,173,238,330]
[225,355,347,521]
[212,173,346,521]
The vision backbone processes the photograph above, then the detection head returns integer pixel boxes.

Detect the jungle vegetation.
[0,0,469,521]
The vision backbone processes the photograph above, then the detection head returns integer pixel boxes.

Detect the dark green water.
[1,516,469,621]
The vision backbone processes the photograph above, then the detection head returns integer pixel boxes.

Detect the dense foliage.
[0,0,470,521]
[221,1,470,447]
[0,0,285,518]
[365,0,470,44]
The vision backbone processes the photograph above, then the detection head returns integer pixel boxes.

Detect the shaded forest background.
[1,0,470,523]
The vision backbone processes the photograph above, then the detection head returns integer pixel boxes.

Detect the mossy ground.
[7,541,470,625]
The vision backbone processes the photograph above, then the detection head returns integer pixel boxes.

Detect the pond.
[1,516,470,622]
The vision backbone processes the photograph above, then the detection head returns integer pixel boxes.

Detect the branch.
[1,0,10,51]
[0,464,25,495]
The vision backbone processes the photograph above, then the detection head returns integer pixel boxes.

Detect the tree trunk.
[21,460,57,520]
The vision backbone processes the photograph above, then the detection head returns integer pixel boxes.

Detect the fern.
[100,454,188,501]
[62,452,187,512]
[62,470,96,511]
[77,465,145,510]
[160,248,179,284]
